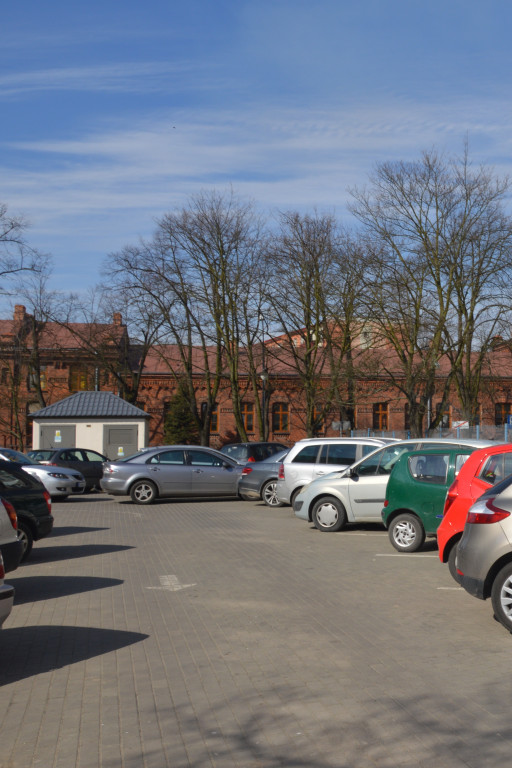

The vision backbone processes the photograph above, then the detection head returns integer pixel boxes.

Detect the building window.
[201,402,219,433]
[373,402,388,431]
[272,402,289,432]
[70,367,89,391]
[435,403,451,429]
[312,407,323,435]
[241,402,254,432]
[495,403,512,426]
[404,403,410,431]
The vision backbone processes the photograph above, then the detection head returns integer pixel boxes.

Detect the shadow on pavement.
[0,625,148,684]
[49,526,110,538]
[118,496,242,506]
[9,574,123,604]
[23,543,135,564]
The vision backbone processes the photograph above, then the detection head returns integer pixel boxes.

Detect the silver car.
[0,448,86,499]
[101,445,243,504]
[294,438,494,532]
[238,449,289,507]
[276,437,397,506]
[0,550,14,629]
[457,476,512,634]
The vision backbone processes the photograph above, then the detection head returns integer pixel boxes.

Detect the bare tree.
[350,147,512,436]
[263,212,361,436]
[0,202,45,283]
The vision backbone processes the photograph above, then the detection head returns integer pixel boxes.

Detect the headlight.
[48,472,69,479]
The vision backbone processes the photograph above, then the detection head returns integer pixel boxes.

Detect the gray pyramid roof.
[30,391,150,420]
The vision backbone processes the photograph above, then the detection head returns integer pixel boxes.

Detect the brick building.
[1,305,512,450]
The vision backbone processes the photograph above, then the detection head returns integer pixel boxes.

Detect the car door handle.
[150,467,159,472]
[193,469,203,474]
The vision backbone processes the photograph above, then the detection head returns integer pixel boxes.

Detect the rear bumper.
[31,515,54,541]
[0,539,23,573]
[0,582,14,628]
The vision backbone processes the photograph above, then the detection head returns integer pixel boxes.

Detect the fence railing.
[349,426,512,443]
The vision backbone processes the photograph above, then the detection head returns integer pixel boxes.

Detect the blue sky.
[2,1,512,296]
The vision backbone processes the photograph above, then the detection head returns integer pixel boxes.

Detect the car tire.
[491,562,512,633]
[130,480,158,505]
[17,521,34,561]
[389,513,425,552]
[262,480,283,507]
[447,542,462,584]
[312,496,347,532]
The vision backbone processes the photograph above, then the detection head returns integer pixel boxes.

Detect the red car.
[437,444,512,580]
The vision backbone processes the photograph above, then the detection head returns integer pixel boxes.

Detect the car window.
[222,445,245,460]
[362,444,378,457]
[355,444,414,477]
[28,450,52,462]
[323,444,357,465]
[60,450,82,462]
[479,453,512,485]
[292,445,321,464]
[0,448,32,463]
[148,450,186,465]
[455,454,470,475]
[409,453,448,483]
[251,445,268,461]
[83,450,106,462]
[187,450,225,467]
[0,467,31,488]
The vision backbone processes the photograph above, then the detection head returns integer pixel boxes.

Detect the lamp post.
[260,369,269,441]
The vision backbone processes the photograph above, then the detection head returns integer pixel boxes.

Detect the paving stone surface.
[1,493,512,767]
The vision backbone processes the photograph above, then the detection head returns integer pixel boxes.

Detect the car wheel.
[262,480,283,507]
[491,563,512,633]
[312,496,347,532]
[130,480,158,505]
[389,513,425,552]
[17,521,33,561]
[447,542,462,584]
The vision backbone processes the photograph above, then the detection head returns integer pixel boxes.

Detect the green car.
[382,448,475,552]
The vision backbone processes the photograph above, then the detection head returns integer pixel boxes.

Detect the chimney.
[13,305,26,324]
[113,312,122,326]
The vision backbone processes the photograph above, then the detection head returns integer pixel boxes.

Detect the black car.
[0,461,53,561]
[219,442,288,464]
[27,447,108,492]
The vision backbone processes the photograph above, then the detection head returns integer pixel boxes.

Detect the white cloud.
[2,93,512,291]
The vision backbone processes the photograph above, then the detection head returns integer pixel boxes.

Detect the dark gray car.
[457,475,512,633]
[100,445,243,504]
[238,449,289,507]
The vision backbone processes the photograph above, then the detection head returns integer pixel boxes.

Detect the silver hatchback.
[457,476,512,634]
[101,445,243,504]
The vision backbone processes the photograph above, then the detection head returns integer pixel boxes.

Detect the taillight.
[278,463,285,480]
[241,466,253,476]
[247,457,255,462]
[43,490,52,514]
[467,498,509,524]
[1,498,17,530]
[443,491,457,516]
[383,500,388,507]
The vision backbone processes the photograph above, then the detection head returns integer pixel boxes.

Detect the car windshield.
[0,448,41,465]
[28,450,53,462]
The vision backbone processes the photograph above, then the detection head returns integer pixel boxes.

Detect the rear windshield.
[409,454,449,484]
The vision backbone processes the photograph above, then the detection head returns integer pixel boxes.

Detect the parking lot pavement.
[1,495,512,768]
